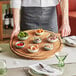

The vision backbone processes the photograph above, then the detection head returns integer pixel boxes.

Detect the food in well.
[47,33,58,43]
[18,31,29,40]
[27,45,39,53]
[35,29,44,35]
[15,41,25,49]
[44,44,53,51]
[33,37,42,43]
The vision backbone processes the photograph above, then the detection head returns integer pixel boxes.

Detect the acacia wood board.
[10,30,63,60]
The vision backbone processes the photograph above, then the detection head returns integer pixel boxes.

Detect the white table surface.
[0,44,76,69]
[7,63,76,76]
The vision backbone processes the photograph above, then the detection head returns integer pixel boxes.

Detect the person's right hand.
[11,28,20,40]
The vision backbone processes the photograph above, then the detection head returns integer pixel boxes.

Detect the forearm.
[60,0,69,25]
[13,8,20,30]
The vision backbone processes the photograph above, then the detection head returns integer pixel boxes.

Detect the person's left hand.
[59,24,71,37]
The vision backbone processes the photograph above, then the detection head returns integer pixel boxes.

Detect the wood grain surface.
[10,30,63,60]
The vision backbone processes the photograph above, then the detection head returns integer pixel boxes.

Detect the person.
[10,0,71,40]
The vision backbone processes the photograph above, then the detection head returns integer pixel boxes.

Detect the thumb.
[10,32,15,47]
[10,29,14,40]
[10,30,19,40]
[10,31,15,40]
[58,28,62,37]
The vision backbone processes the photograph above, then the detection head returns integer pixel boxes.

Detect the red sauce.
[17,43,24,46]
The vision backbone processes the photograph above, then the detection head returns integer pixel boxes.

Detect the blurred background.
[0,0,76,43]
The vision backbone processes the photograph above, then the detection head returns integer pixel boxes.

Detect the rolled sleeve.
[10,0,21,9]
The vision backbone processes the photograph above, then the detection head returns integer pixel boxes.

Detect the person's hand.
[59,24,71,37]
[11,28,20,40]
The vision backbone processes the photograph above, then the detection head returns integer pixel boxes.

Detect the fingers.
[61,29,71,37]
[10,30,19,40]
[65,27,71,36]
[59,24,71,37]
[14,31,19,38]
[59,28,71,37]
[68,28,71,35]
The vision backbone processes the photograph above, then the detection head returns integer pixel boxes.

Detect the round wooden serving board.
[10,30,63,60]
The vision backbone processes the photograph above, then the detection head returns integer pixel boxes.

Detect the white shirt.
[10,0,60,9]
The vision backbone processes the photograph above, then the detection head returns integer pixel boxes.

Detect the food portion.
[11,29,62,60]
[33,37,42,43]
[27,45,39,53]
[15,41,25,49]
[35,29,44,35]
[47,33,58,43]
[44,44,53,51]
[18,31,29,40]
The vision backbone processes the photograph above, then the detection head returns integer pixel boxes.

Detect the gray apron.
[20,7,58,33]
